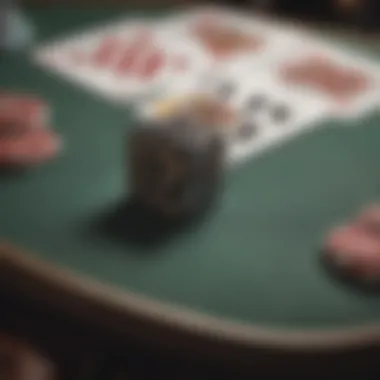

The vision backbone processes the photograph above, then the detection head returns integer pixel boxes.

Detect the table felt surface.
[2,8,380,332]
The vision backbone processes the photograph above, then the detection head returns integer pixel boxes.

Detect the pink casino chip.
[0,98,60,168]
[0,92,50,129]
[324,224,380,281]
[0,127,61,166]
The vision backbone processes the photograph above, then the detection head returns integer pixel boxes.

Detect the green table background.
[2,8,380,355]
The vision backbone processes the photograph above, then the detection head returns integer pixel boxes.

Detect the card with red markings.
[32,20,211,103]
[278,49,380,120]
[32,9,380,122]
[163,6,380,120]
[159,7,304,65]
[107,26,210,100]
[271,33,380,120]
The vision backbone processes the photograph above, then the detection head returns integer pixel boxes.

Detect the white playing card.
[33,20,152,102]
[271,33,380,120]
[32,18,211,104]
[111,23,212,103]
[170,7,380,121]
[207,71,334,165]
[157,6,302,66]
[139,68,333,167]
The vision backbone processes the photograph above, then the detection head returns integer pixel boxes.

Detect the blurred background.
[2,1,380,379]
[20,0,380,32]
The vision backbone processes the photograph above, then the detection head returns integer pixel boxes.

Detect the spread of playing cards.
[32,7,380,166]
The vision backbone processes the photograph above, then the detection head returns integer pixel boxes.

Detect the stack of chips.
[0,92,62,167]
[323,204,380,285]
[129,95,227,219]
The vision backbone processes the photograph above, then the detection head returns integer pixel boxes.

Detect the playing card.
[111,24,212,103]
[33,20,147,102]
[207,71,334,165]
[169,6,380,121]
[139,67,333,167]
[158,6,302,66]
[274,34,380,120]
[32,18,211,104]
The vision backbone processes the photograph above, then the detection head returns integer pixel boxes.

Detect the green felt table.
[2,8,380,363]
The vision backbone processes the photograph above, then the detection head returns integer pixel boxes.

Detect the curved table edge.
[1,241,380,354]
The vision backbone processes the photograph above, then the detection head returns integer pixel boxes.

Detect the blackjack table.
[3,7,380,374]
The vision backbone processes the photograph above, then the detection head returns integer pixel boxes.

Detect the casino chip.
[148,94,238,134]
[355,204,380,234]
[0,92,60,167]
[0,128,61,166]
[323,224,380,283]
[130,94,227,219]
[0,92,50,128]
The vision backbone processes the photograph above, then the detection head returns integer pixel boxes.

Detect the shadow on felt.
[85,197,214,253]
[0,166,28,178]
[319,251,380,296]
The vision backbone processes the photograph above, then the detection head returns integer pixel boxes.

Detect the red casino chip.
[0,92,50,129]
[323,224,380,282]
[0,127,61,166]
